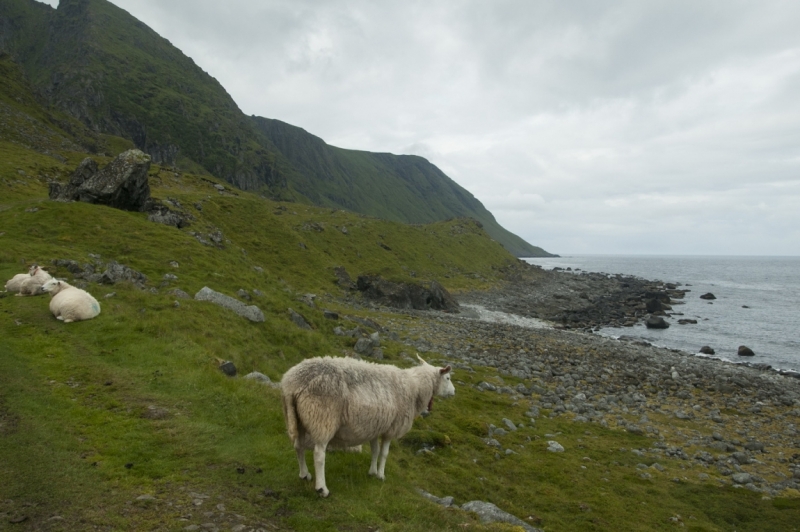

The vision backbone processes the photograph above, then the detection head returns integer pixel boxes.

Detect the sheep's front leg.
[376,438,391,480]
[313,443,329,497]
[368,438,380,476]
[295,448,311,481]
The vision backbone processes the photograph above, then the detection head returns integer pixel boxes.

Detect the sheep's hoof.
[316,487,329,498]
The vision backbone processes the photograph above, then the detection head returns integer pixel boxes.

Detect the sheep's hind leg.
[376,438,391,480]
[368,438,380,476]
[295,448,311,481]
[313,443,329,497]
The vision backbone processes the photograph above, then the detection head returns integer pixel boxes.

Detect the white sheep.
[16,265,53,296]
[5,264,40,293]
[41,279,101,323]
[281,354,455,497]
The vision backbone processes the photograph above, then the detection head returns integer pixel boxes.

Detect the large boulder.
[738,345,755,357]
[700,292,717,300]
[356,275,459,312]
[645,315,670,329]
[50,150,152,212]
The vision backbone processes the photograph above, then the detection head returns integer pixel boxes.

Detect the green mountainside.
[0,0,553,257]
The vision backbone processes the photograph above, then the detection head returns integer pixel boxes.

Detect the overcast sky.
[42,0,800,255]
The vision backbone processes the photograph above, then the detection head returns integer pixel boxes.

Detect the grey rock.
[700,346,715,355]
[461,501,542,532]
[169,289,190,299]
[732,473,753,484]
[744,441,765,452]
[194,287,265,322]
[163,274,178,281]
[323,310,339,320]
[219,361,237,377]
[700,292,717,300]
[416,489,455,507]
[547,441,565,453]
[237,289,251,301]
[478,381,497,392]
[288,308,312,329]
[502,418,517,431]
[354,337,373,355]
[50,150,152,211]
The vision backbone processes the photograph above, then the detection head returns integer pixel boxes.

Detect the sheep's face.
[28,264,39,275]
[41,279,63,294]
[437,366,455,398]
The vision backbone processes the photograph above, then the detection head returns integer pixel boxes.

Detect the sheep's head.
[41,279,65,295]
[437,366,455,398]
[28,264,39,275]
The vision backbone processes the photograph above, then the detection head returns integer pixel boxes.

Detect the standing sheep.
[5,264,41,293]
[16,265,53,296]
[41,279,100,322]
[281,355,455,497]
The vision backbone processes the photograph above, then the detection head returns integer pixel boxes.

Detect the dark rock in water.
[50,150,152,211]
[356,275,459,312]
[288,308,312,330]
[646,298,663,313]
[678,319,698,325]
[699,346,715,355]
[700,293,717,300]
[219,361,237,377]
[738,345,755,357]
[645,316,670,329]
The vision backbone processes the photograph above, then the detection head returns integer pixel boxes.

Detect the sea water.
[522,255,800,373]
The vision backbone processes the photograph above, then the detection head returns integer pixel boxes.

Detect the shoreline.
[380,302,800,496]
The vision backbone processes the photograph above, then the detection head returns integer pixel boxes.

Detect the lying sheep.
[16,265,53,296]
[41,279,100,322]
[5,264,40,293]
[281,354,455,497]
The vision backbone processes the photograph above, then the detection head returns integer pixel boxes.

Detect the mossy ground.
[1,144,799,531]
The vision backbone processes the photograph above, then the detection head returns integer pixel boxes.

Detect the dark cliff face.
[0,0,552,257]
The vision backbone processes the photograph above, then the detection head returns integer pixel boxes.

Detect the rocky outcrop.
[700,293,717,300]
[49,150,152,211]
[51,258,148,288]
[356,275,459,312]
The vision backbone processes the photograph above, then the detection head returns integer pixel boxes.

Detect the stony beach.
[369,265,800,496]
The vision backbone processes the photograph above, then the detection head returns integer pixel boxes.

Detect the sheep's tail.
[281,391,301,447]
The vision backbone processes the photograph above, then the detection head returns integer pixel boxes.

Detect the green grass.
[1,145,798,531]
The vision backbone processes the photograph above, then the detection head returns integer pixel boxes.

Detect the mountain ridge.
[0,0,554,257]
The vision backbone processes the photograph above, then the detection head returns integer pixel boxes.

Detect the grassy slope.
[1,145,799,531]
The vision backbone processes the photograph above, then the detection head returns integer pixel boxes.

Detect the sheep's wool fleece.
[281,356,444,448]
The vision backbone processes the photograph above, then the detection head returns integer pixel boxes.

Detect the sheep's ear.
[439,365,451,375]
[416,353,427,366]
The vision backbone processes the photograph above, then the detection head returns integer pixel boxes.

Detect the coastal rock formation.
[50,150,152,211]
[738,345,756,357]
[699,346,715,355]
[645,316,670,329]
[356,275,459,312]
[700,293,717,300]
